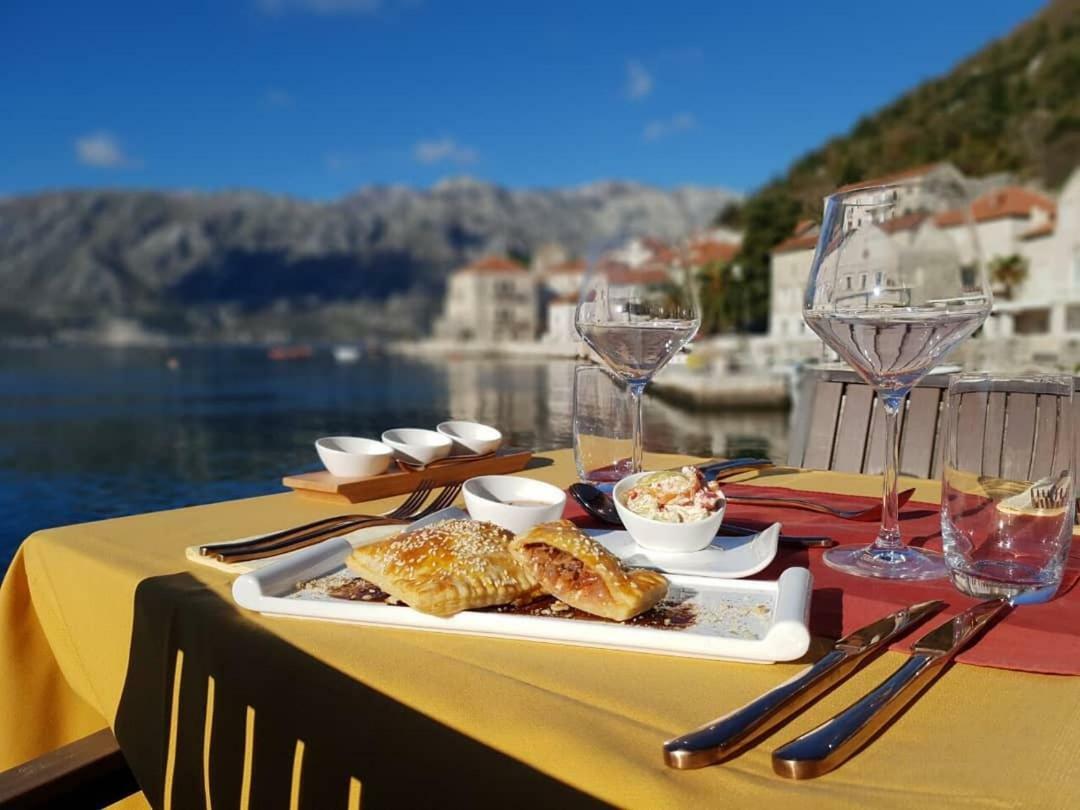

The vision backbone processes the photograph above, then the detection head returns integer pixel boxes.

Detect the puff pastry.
[346,519,539,617]
[509,520,668,621]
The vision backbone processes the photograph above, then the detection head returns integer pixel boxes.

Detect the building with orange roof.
[765,163,1080,363]
[434,255,538,341]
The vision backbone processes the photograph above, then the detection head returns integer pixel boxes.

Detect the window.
[961,266,976,288]
[860,273,867,290]
[875,271,884,286]
[844,276,852,290]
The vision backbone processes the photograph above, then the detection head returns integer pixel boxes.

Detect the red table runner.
[565,483,1080,675]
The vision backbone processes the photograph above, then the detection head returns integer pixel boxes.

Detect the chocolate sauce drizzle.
[325,576,696,630]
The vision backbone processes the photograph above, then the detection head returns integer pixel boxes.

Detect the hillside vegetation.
[724,0,1080,332]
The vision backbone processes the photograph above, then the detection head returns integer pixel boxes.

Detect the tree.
[712,202,743,229]
[989,254,1029,300]
[731,186,803,332]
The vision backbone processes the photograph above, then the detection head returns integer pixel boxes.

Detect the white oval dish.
[315,436,393,478]
[463,475,566,535]
[437,420,503,456]
[381,428,453,467]
[612,471,727,553]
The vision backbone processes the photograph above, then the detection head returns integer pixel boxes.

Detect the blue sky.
[1,0,1045,198]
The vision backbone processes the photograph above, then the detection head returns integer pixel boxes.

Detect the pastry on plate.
[509,520,668,621]
[346,518,539,617]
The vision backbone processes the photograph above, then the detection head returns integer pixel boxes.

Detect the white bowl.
[315,436,393,478]
[380,428,453,467]
[463,475,567,535]
[437,420,504,456]
[612,471,726,553]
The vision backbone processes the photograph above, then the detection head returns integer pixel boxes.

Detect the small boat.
[332,345,361,364]
[267,345,314,361]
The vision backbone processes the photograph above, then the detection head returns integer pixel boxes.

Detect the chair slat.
[801,381,843,470]
[954,391,988,474]
[863,392,906,476]
[899,388,941,478]
[1030,394,1061,481]
[981,391,1007,478]
[831,385,874,472]
[0,729,136,807]
[1001,393,1037,481]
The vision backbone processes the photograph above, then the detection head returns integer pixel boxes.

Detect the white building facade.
[766,163,1080,368]
[434,256,539,342]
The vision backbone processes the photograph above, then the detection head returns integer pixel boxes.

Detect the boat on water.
[267,345,314,361]
[332,344,362,364]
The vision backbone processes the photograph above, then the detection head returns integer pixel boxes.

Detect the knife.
[695,457,773,480]
[662,599,944,769]
[771,597,1011,779]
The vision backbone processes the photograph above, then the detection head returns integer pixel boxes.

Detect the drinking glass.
[803,175,992,579]
[573,365,634,482]
[575,238,700,473]
[941,373,1074,602]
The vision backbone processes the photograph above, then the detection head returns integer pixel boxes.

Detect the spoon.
[568,483,836,548]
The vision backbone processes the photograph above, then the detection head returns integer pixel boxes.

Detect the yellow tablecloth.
[2,450,1079,809]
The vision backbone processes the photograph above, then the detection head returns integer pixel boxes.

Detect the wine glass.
[575,236,701,473]
[803,175,992,580]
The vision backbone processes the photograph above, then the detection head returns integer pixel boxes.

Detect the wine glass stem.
[876,395,903,550]
[629,381,646,473]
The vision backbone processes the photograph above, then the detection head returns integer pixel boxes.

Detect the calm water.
[0,347,790,573]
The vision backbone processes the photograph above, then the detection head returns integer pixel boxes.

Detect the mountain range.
[0,179,737,341]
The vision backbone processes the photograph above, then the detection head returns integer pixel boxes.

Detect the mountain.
[0,179,737,340]
[725,0,1080,331]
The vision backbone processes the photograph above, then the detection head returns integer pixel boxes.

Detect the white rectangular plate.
[231,512,812,663]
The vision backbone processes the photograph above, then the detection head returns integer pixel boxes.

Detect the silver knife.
[663,599,944,769]
[772,597,1011,780]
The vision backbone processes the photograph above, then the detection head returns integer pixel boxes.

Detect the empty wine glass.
[575,236,700,473]
[803,174,992,580]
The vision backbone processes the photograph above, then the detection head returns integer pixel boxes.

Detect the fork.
[208,481,465,562]
[724,488,916,522]
[201,478,436,557]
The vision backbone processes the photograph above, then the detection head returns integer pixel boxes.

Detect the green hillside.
[720,0,1080,333]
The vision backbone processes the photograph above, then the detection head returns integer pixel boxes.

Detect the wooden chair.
[789,367,1080,480]
[0,729,136,808]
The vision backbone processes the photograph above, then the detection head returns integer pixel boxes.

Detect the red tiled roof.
[935,187,1056,228]
[606,267,670,285]
[792,219,816,236]
[547,259,586,273]
[773,233,818,254]
[835,162,947,193]
[879,211,930,234]
[689,241,739,265]
[640,238,676,264]
[460,255,527,273]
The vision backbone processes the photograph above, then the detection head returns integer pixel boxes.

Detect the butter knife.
[663,599,944,769]
[772,597,1011,779]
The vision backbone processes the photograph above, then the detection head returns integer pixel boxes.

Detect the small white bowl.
[437,420,504,456]
[381,428,453,467]
[613,471,726,553]
[463,475,567,535]
[315,436,393,478]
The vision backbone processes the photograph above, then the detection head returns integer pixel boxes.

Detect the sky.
[0,0,1046,199]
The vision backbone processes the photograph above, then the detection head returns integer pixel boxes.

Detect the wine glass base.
[822,544,948,581]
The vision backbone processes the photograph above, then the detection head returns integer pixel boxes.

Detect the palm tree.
[989,254,1029,301]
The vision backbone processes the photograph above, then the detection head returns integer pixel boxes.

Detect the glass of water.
[941,373,1075,603]
[573,365,635,483]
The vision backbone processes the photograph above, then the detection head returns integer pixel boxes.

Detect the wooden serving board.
[283,449,534,504]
